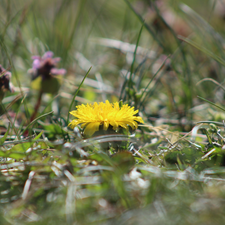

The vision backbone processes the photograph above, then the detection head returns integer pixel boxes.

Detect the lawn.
[1,0,225,224]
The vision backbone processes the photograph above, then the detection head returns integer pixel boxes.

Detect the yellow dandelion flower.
[68,100,144,137]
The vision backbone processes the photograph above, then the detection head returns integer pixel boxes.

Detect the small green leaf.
[8,152,26,160]
[0,151,7,157]
[42,124,64,139]
[10,142,33,153]
[37,141,48,149]
[33,131,44,141]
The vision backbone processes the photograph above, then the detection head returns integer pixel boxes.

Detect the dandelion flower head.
[68,100,144,136]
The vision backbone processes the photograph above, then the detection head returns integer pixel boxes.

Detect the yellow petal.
[68,120,80,129]
[84,122,101,136]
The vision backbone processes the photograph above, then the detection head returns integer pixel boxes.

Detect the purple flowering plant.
[29,51,66,95]
[30,51,66,81]
[0,65,14,102]
[28,51,67,122]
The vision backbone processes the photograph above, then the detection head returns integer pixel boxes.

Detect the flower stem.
[24,91,43,137]
[30,91,43,122]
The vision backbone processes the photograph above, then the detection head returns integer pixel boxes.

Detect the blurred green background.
[2,0,225,129]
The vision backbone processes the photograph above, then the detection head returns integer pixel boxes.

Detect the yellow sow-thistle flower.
[68,100,144,137]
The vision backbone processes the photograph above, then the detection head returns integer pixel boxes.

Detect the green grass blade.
[129,23,144,83]
[197,78,225,93]
[179,36,225,66]
[21,111,53,136]
[67,67,91,124]
[125,23,144,102]
[198,96,225,112]
[139,56,169,109]
[123,0,165,50]
[0,125,10,145]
